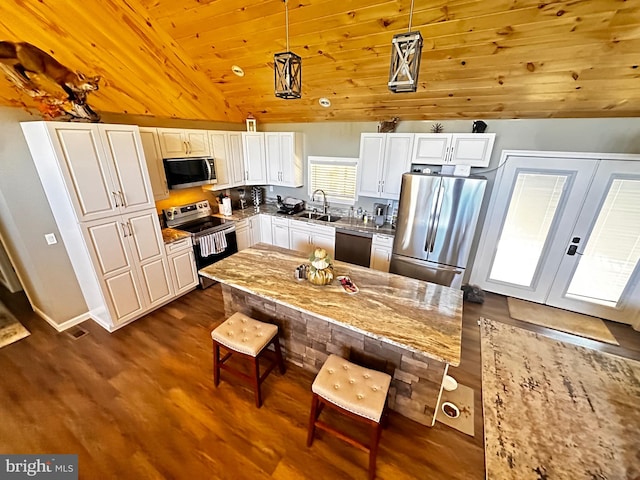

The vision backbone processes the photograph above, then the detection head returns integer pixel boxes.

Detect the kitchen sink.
[318,215,341,222]
[298,211,325,220]
[296,211,342,223]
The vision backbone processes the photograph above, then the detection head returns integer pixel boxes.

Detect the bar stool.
[211,312,285,408]
[307,354,392,479]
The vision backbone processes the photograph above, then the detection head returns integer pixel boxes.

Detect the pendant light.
[388,0,423,93]
[274,0,302,99]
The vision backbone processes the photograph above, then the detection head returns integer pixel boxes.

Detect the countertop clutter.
[212,203,396,236]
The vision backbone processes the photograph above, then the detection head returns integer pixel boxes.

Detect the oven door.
[193,227,238,288]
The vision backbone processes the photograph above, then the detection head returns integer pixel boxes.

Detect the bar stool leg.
[369,422,383,480]
[213,341,221,387]
[253,356,262,408]
[273,337,286,374]
[307,393,320,447]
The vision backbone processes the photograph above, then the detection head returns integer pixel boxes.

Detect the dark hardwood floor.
[1,284,638,479]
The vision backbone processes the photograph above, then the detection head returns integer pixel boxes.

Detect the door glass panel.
[566,178,640,307]
[489,173,567,286]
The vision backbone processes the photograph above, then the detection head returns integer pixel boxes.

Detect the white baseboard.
[33,306,91,332]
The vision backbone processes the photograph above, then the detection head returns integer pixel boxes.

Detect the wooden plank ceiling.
[0,0,638,123]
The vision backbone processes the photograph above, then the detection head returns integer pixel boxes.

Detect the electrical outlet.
[269,185,274,192]
[45,233,57,245]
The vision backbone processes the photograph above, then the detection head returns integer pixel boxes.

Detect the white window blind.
[566,178,640,307]
[307,156,358,204]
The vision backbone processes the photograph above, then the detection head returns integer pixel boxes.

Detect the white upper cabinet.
[412,133,495,167]
[228,132,245,186]
[265,132,303,187]
[358,133,413,200]
[242,132,267,185]
[157,128,211,158]
[209,131,246,190]
[45,123,154,222]
[138,127,169,200]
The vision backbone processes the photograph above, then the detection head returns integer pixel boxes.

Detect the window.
[307,156,358,204]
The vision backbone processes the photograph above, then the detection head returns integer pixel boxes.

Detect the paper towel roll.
[221,197,232,216]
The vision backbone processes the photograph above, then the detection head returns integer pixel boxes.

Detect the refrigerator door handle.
[425,183,444,253]
[429,183,446,252]
[393,255,463,274]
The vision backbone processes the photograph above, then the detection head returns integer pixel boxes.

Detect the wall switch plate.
[45,233,57,245]
[269,185,274,192]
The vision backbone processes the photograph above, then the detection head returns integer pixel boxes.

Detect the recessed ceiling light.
[231,65,245,77]
[319,97,331,107]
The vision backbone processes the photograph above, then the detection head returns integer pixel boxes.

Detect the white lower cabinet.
[260,214,273,244]
[272,217,290,249]
[165,238,198,295]
[236,216,261,251]
[288,219,335,258]
[370,234,394,272]
[82,209,173,326]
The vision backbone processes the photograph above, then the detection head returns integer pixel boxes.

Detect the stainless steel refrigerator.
[389,173,487,288]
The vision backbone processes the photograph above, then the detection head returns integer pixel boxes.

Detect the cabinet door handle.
[127,221,133,237]
[245,170,249,180]
[121,222,128,237]
[183,141,188,155]
[381,180,385,192]
[119,191,126,207]
[113,192,120,207]
[188,141,193,155]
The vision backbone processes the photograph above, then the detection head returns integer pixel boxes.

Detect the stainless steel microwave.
[163,157,217,189]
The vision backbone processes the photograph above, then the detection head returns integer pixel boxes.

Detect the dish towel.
[199,231,228,257]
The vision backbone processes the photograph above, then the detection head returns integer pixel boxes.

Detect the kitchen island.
[200,244,463,426]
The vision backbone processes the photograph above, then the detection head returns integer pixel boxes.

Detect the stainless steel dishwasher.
[334,228,373,267]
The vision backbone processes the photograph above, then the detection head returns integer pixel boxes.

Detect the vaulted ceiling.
[0,0,638,123]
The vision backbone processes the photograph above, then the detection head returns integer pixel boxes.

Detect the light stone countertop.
[213,203,396,236]
[162,227,191,244]
[200,244,463,366]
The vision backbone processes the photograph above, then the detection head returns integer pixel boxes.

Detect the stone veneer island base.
[201,245,463,427]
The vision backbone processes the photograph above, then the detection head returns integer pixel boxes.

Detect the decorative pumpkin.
[307,265,334,285]
[307,248,334,285]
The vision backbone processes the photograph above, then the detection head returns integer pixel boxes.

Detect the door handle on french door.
[567,245,578,256]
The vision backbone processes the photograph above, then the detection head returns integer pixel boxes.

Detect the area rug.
[480,317,640,480]
[0,300,30,348]
[435,383,474,437]
[507,297,619,345]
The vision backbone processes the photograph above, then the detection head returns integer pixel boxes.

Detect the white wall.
[0,107,88,325]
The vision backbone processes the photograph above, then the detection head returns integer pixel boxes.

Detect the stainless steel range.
[164,200,238,288]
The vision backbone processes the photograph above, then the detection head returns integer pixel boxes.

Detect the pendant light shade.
[274,51,302,99]
[274,0,301,99]
[388,0,423,93]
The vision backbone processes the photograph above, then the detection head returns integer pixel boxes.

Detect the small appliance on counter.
[238,189,248,210]
[373,203,388,227]
[276,195,305,215]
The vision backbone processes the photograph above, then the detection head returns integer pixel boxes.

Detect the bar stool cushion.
[312,354,391,423]
[211,312,278,357]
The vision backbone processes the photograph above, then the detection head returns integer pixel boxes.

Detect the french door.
[471,154,640,325]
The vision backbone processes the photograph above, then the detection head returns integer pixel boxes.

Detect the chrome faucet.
[311,189,329,214]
